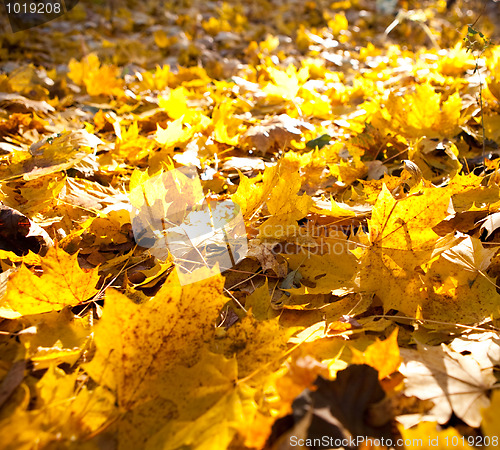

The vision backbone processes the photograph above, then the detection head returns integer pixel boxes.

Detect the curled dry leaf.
[246,239,287,277]
[0,93,55,114]
[241,114,313,154]
[479,212,500,241]
[0,203,52,255]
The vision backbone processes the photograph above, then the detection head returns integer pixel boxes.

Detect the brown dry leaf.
[0,93,55,115]
[273,365,394,446]
[399,342,496,427]
[241,114,313,154]
[0,203,52,255]
[246,239,287,277]
[0,359,26,409]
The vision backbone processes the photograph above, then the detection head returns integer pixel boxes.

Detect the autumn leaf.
[158,86,191,119]
[272,365,394,445]
[144,356,258,450]
[382,83,463,139]
[241,114,313,154]
[155,112,210,148]
[281,249,357,296]
[482,390,500,448]
[351,328,401,380]
[231,162,281,220]
[84,267,228,410]
[213,102,244,146]
[399,422,475,450]
[18,309,91,370]
[68,53,124,97]
[258,170,312,239]
[0,130,103,181]
[399,342,496,427]
[213,313,296,379]
[0,93,54,115]
[0,365,115,449]
[0,246,99,318]
[421,236,500,323]
[354,184,455,317]
[3,1,500,448]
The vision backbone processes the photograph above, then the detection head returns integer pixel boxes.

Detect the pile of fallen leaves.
[1,0,500,448]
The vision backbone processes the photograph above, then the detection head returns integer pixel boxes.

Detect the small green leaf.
[306,134,332,150]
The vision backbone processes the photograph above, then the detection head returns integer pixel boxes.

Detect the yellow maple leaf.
[0,246,99,318]
[369,184,451,251]
[258,170,312,239]
[158,86,190,120]
[213,314,296,379]
[0,249,42,265]
[212,102,244,146]
[356,184,453,316]
[231,162,280,219]
[68,53,100,86]
[83,270,287,449]
[155,111,210,148]
[482,390,500,448]
[300,88,331,118]
[385,83,463,139]
[115,121,155,162]
[155,116,196,148]
[421,236,500,324]
[141,351,259,450]
[0,365,115,448]
[399,422,474,449]
[329,157,368,186]
[84,267,227,410]
[351,328,400,380]
[328,11,348,35]
[263,65,308,101]
[140,64,170,91]
[146,382,258,450]
[437,42,476,76]
[18,309,91,370]
[68,53,124,97]
[282,249,357,296]
[202,16,232,36]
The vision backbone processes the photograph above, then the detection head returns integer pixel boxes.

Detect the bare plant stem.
[479,73,486,160]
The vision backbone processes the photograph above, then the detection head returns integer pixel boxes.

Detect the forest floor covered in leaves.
[1,0,500,448]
